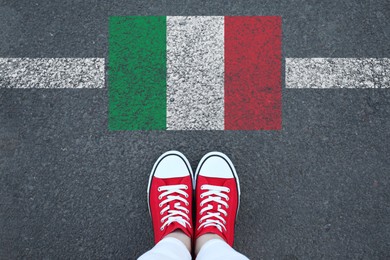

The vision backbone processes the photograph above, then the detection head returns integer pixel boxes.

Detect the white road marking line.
[1,57,389,90]
[286,58,390,88]
[0,58,105,88]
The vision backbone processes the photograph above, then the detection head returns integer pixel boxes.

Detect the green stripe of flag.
[108,16,166,130]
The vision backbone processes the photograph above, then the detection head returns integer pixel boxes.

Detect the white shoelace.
[158,184,191,231]
[198,184,230,232]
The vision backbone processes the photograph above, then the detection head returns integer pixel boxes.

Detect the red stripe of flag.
[224,16,282,130]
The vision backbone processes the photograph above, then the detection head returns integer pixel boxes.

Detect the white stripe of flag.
[167,16,225,130]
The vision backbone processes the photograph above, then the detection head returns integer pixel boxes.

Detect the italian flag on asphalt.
[109,16,282,130]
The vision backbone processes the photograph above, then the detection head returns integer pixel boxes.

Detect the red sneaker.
[147,151,193,244]
[194,152,241,247]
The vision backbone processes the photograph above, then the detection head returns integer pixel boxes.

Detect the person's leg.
[138,151,194,260]
[196,237,249,260]
[194,152,249,260]
[138,234,191,260]
[195,236,249,260]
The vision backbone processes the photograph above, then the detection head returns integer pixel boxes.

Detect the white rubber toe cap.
[154,151,192,178]
[198,152,235,179]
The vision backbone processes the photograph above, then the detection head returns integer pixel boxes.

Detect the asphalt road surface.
[1,0,389,259]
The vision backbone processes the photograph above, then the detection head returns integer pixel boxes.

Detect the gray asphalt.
[1,0,390,259]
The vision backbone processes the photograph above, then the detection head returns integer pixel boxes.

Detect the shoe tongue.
[175,218,187,228]
[215,224,223,232]
[204,221,223,232]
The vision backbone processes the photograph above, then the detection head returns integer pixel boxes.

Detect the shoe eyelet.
[160,211,163,215]
[226,205,229,209]
[226,197,229,201]
[161,219,164,223]
[186,210,189,214]
[184,185,188,190]
[185,202,189,206]
[200,202,203,207]
[158,187,162,192]
[200,194,203,198]
[158,195,162,200]
[185,194,189,198]
[200,185,204,190]
[199,220,202,223]
[160,227,164,231]
[227,188,230,193]
[159,203,162,207]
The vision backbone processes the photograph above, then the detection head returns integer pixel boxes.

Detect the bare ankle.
[195,233,224,255]
[165,230,192,252]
